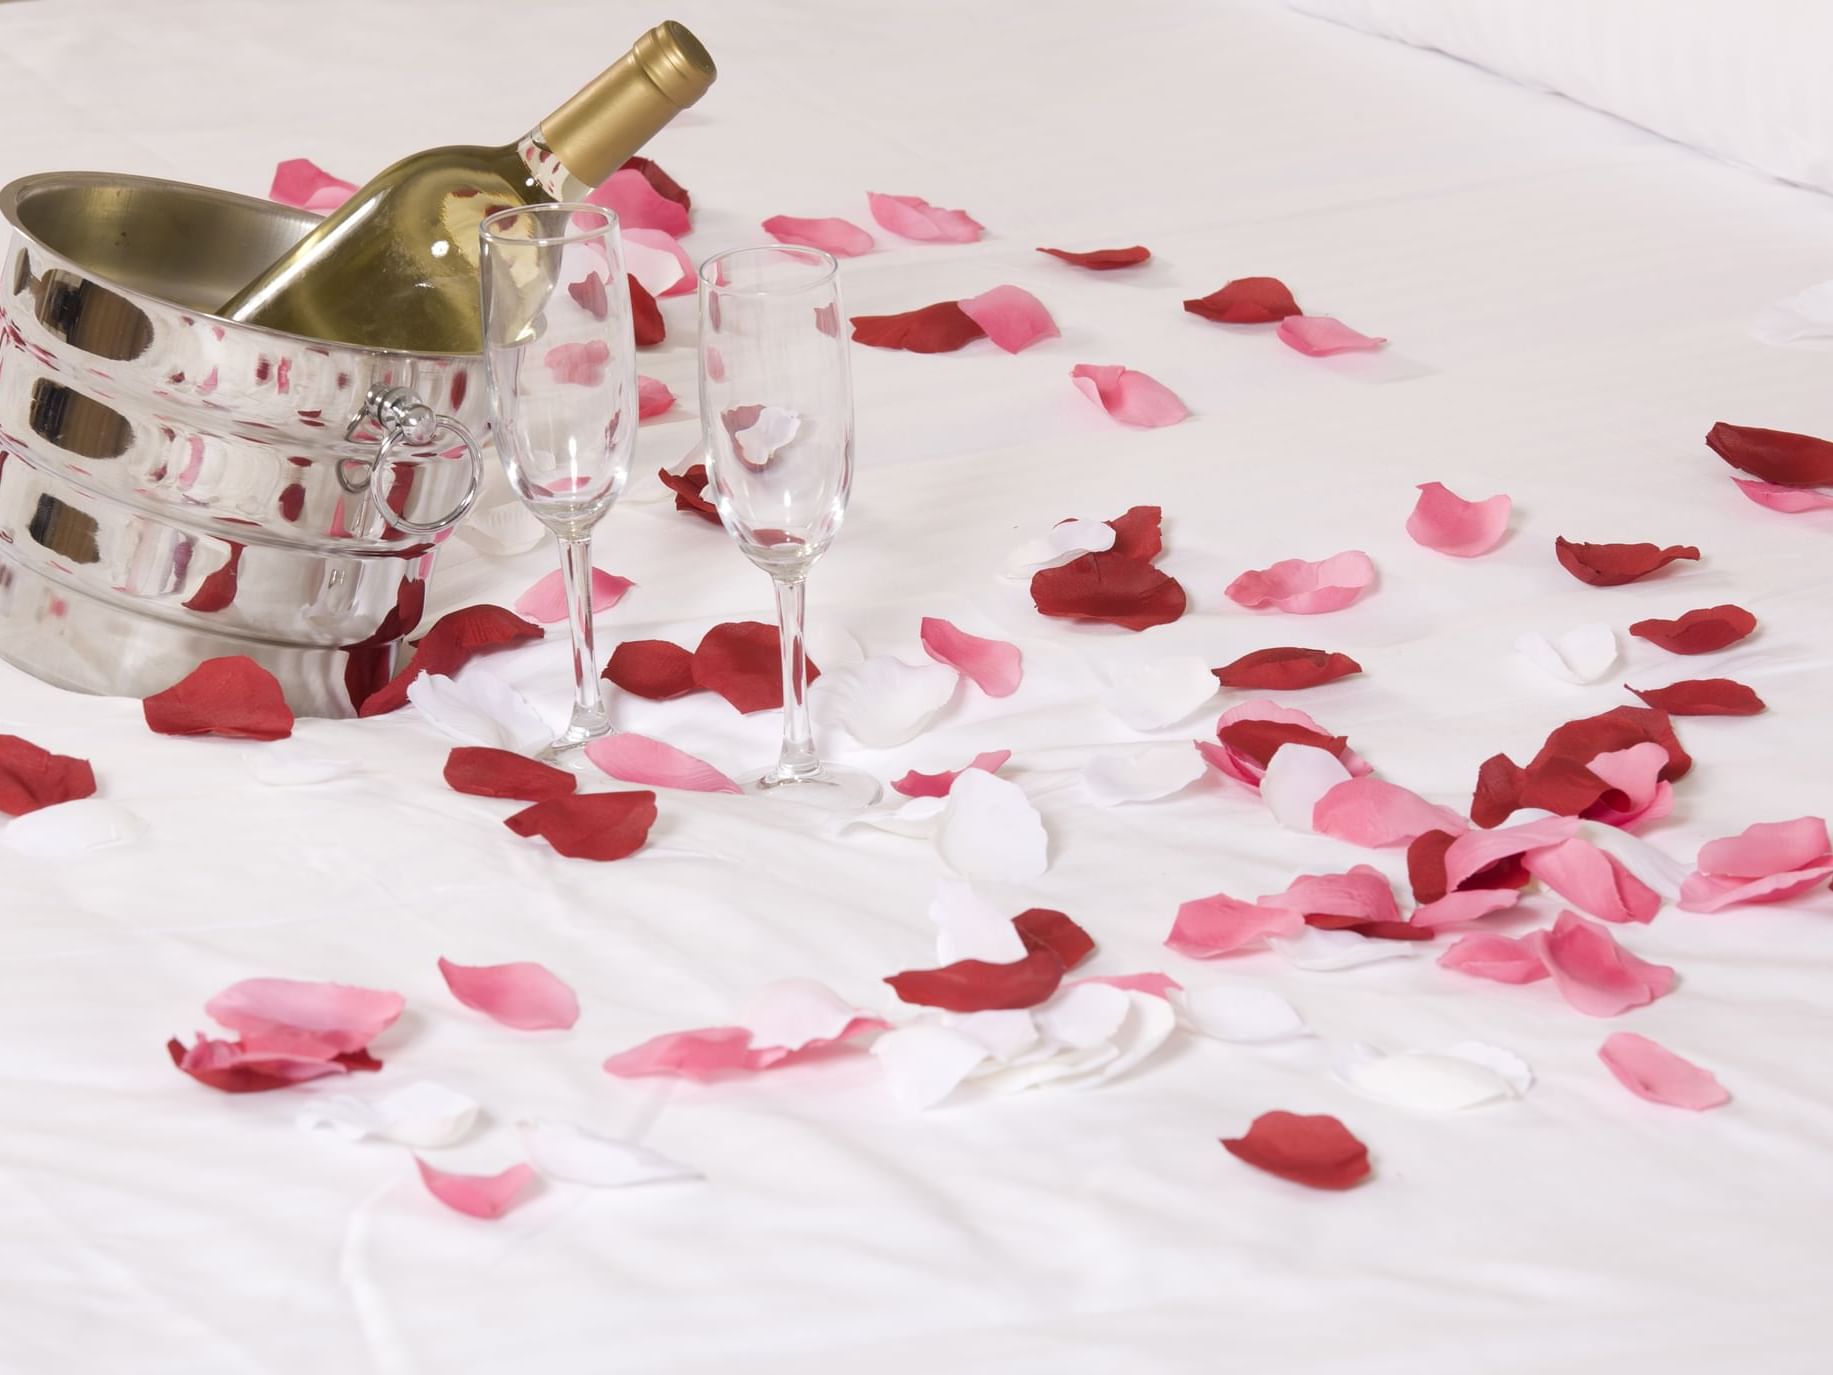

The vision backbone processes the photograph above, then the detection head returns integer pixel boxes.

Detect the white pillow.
[1285,0,1833,196]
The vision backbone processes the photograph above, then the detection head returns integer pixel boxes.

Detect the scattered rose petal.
[1083,746,1207,806]
[692,621,820,713]
[1705,421,1833,488]
[504,790,657,861]
[637,374,675,418]
[457,498,549,556]
[762,214,874,256]
[1225,551,1375,615]
[1221,1111,1370,1190]
[604,981,884,1079]
[1002,518,1116,576]
[1581,742,1674,831]
[1405,482,1511,557]
[622,227,695,297]
[143,656,293,740]
[656,464,721,523]
[1410,888,1524,928]
[1102,656,1217,729]
[0,735,96,816]
[629,275,665,346]
[1183,277,1301,324]
[567,272,609,321]
[1166,891,1304,958]
[958,285,1058,353]
[245,741,359,787]
[1554,538,1701,587]
[1031,552,1187,630]
[1524,838,1662,924]
[588,167,690,235]
[584,732,741,794]
[1106,505,1164,561]
[297,1082,479,1147]
[1598,1033,1730,1111]
[919,617,1022,697]
[544,339,609,387]
[1515,623,1618,685]
[1212,647,1362,691]
[1731,477,1833,512]
[1525,911,1676,1016]
[1470,705,1691,828]
[929,879,1030,964]
[269,158,356,212]
[408,671,550,755]
[937,770,1048,881]
[1038,245,1150,270]
[1277,315,1386,356]
[512,567,634,625]
[1265,865,1401,924]
[205,977,403,1056]
[620,155,690,211]
[866,191,984,243]
[1079,971,1185,998]
[414,1158,537,1220]
[518,1120,703,1187]
[871,1025,991,1108]
[891,750,1011,799]
[1275,926,1423,970]
[1206,699,1368,789]
[1313,777,1467,848]
[605,638,698,700]
[887,940,1066,1013]
[1629,604,1757,655]
[1441,815,1575,890]
[1679,816,1833,912]
[1177,983,1307,1042]
[360,605,543,717]
[168,1036,374,1093]
[851,301,985,353]
[443,746,576,802]
[819,656,958,747]
[1438,931,1549,983]
[1750,281,1833,348]
[3,798,143,856]
[1257,744,1354,832]
[723,404,801,469]
[437,957,579,1031]
[1334,1044,1521,1111]
[1069,364,1189,428]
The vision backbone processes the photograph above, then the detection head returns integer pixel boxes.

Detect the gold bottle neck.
[540,21,715,187]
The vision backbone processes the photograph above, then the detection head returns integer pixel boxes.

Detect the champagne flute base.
[744,763,880,810]
[538,719,616,764]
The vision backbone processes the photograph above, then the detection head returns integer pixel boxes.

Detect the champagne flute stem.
[772,574,819,781]
[559,533,610,735]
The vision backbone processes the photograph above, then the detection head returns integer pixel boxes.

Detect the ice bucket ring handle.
[338,384,482,536]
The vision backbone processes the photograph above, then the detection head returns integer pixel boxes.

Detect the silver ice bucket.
[0,171,489,717]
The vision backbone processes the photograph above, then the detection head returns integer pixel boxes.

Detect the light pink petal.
[1525,912,1676,1017]
[436,957,579,1031]
[1438,931,1549,983]
[919,617,1022,697]
[414,1158,538,1219]
[1732,477,1833,513]
[204,978,404,1056]
[1262,865,1399,922]
[1166,892,1305,957]
[512,567,634,625]
[1276,314,1387,357]
[585,732,742,794]
[545,340,609,387]
[588,168,691,236]
[1069,364,1190,429]
[1581,742,1674,831]
[1442,816,1578,890]
[1525,839,1661,924]
[1678,864,1833,913]
[1073,972,1184,996]
[1404,482,1511,557]
[866,191,984,244]
[890,749,1012,798]
[623,227,696,297]
[762,214,875,257]
[1312,777,1468,849]
[604,1026,761,1079]
[637,375,676,419]
[1697,816,1831,878]
[1598,1032,1730,1110]
[1225,551,1376,615]
[269,158,357,212]
[958,285,1059,354]
[1411,888,1524,928]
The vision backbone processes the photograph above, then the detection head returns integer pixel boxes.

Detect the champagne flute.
[480,203,635,759]
[697,246,879,807]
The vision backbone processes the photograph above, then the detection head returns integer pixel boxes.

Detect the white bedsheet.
[3,2,1832,1372]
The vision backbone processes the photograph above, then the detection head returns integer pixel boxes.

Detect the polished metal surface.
[0,172,491,715]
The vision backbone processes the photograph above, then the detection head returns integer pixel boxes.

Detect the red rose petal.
[1012,908,1095,970]
[0,734,98,816]
[1106,504,1164,562]
[1406,828,1458,903]
[620,155,690,212]
[1629,605,1758,656]
[181,542,243,612]
[1627,679,1766,716]
[504,790,657,861]
[603,639,699,700]
[1705,421,1833,488]
[567,273,609,320]
[1532,706,1692,781]
[1183,277,1302,324]
[443,747,577,801]
[1030,551,1187,631]
[167,1036,379,1094]
[692,621,820,713]
[657,464,721,524]
[1473,706,1692,828]
[628,274,665,346]
[1554,538,1701,587]
[143,656,294,740]
[850,301,986,353]
[1212,647,1363,691]
[884,942,1065,1013]
[358,605,543,717]
[1221,1111,1370,1190]
[1037,244,1151,270]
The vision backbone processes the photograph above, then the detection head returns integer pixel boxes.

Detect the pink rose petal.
[1165,892,1305,958]
[1679,816,1833,912]
[1441,816,1576,890]
[919,617,1022,697]
[866,192,984,244]
[638,375,675,419]
[1069,364,1189,429]
[890,749,1012,799]
[414,1158,538,1220]
[1524,838,1662,924]
[1225,551,1376,615]
[957,285,1059,354]
[1277,315,1387,357]
[584,732,742,794]
[588,168,691,236]
[1207,699,1373,790]
[1581,742,1675,831]
[1732,477,1833,513]
[1437,931,1549,983]
[1679,864,1833,912]
[1525,911,1676,1016]
[603,1014,885,1080]
[1074,972,1184,996]
[545,340,609,387]
[1405,482,1511,557]
[269,158,357,212]
[762,214,875,257]
[1312,777,1468,849]
[1411,888,1524,928]
[168,1035,367,1092]
[204,978,404,1056]
[1598,1032,1730,1110]
[437,956,580,1031]
[512,567,634,625]
[623,227,696,297]
[1262,866,1399,923]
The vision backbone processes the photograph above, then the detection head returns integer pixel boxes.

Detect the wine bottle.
[218,20,714,353]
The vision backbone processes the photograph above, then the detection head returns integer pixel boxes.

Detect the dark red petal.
[568,273,609,321]
[1221,1111,1371,1190]
[504,790,657,861]
[884,944,1065,1013]
[1407,829,1458,903]
[358,605,542,717]
[1213,647,1363,691]
[692,621,821,714]
[143,656,294,740]
[1476,705,1691,827]
[1037,245,1151,270]
[1013,908,1095,971]
[1628,678,1766,716]
[850,301,986,353]
[443,747,577,801]
[603,639,699,700]
[1628,605,1758,656]
[1303,915,1433,941]
[1030,552,1187,631]
[1705,421,1833,488]
[1528,706,1691,782]
[1106,504,1163,562]
[628,274,665,347]
[181,542,244,612]
[657,464,721,524]
[1554,537,1701,587]
[1183,277,1302,325]
[1215,719,1348,768]
[0,734,97,817]
[1469,754,1527,829]
[621,155,690,212]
